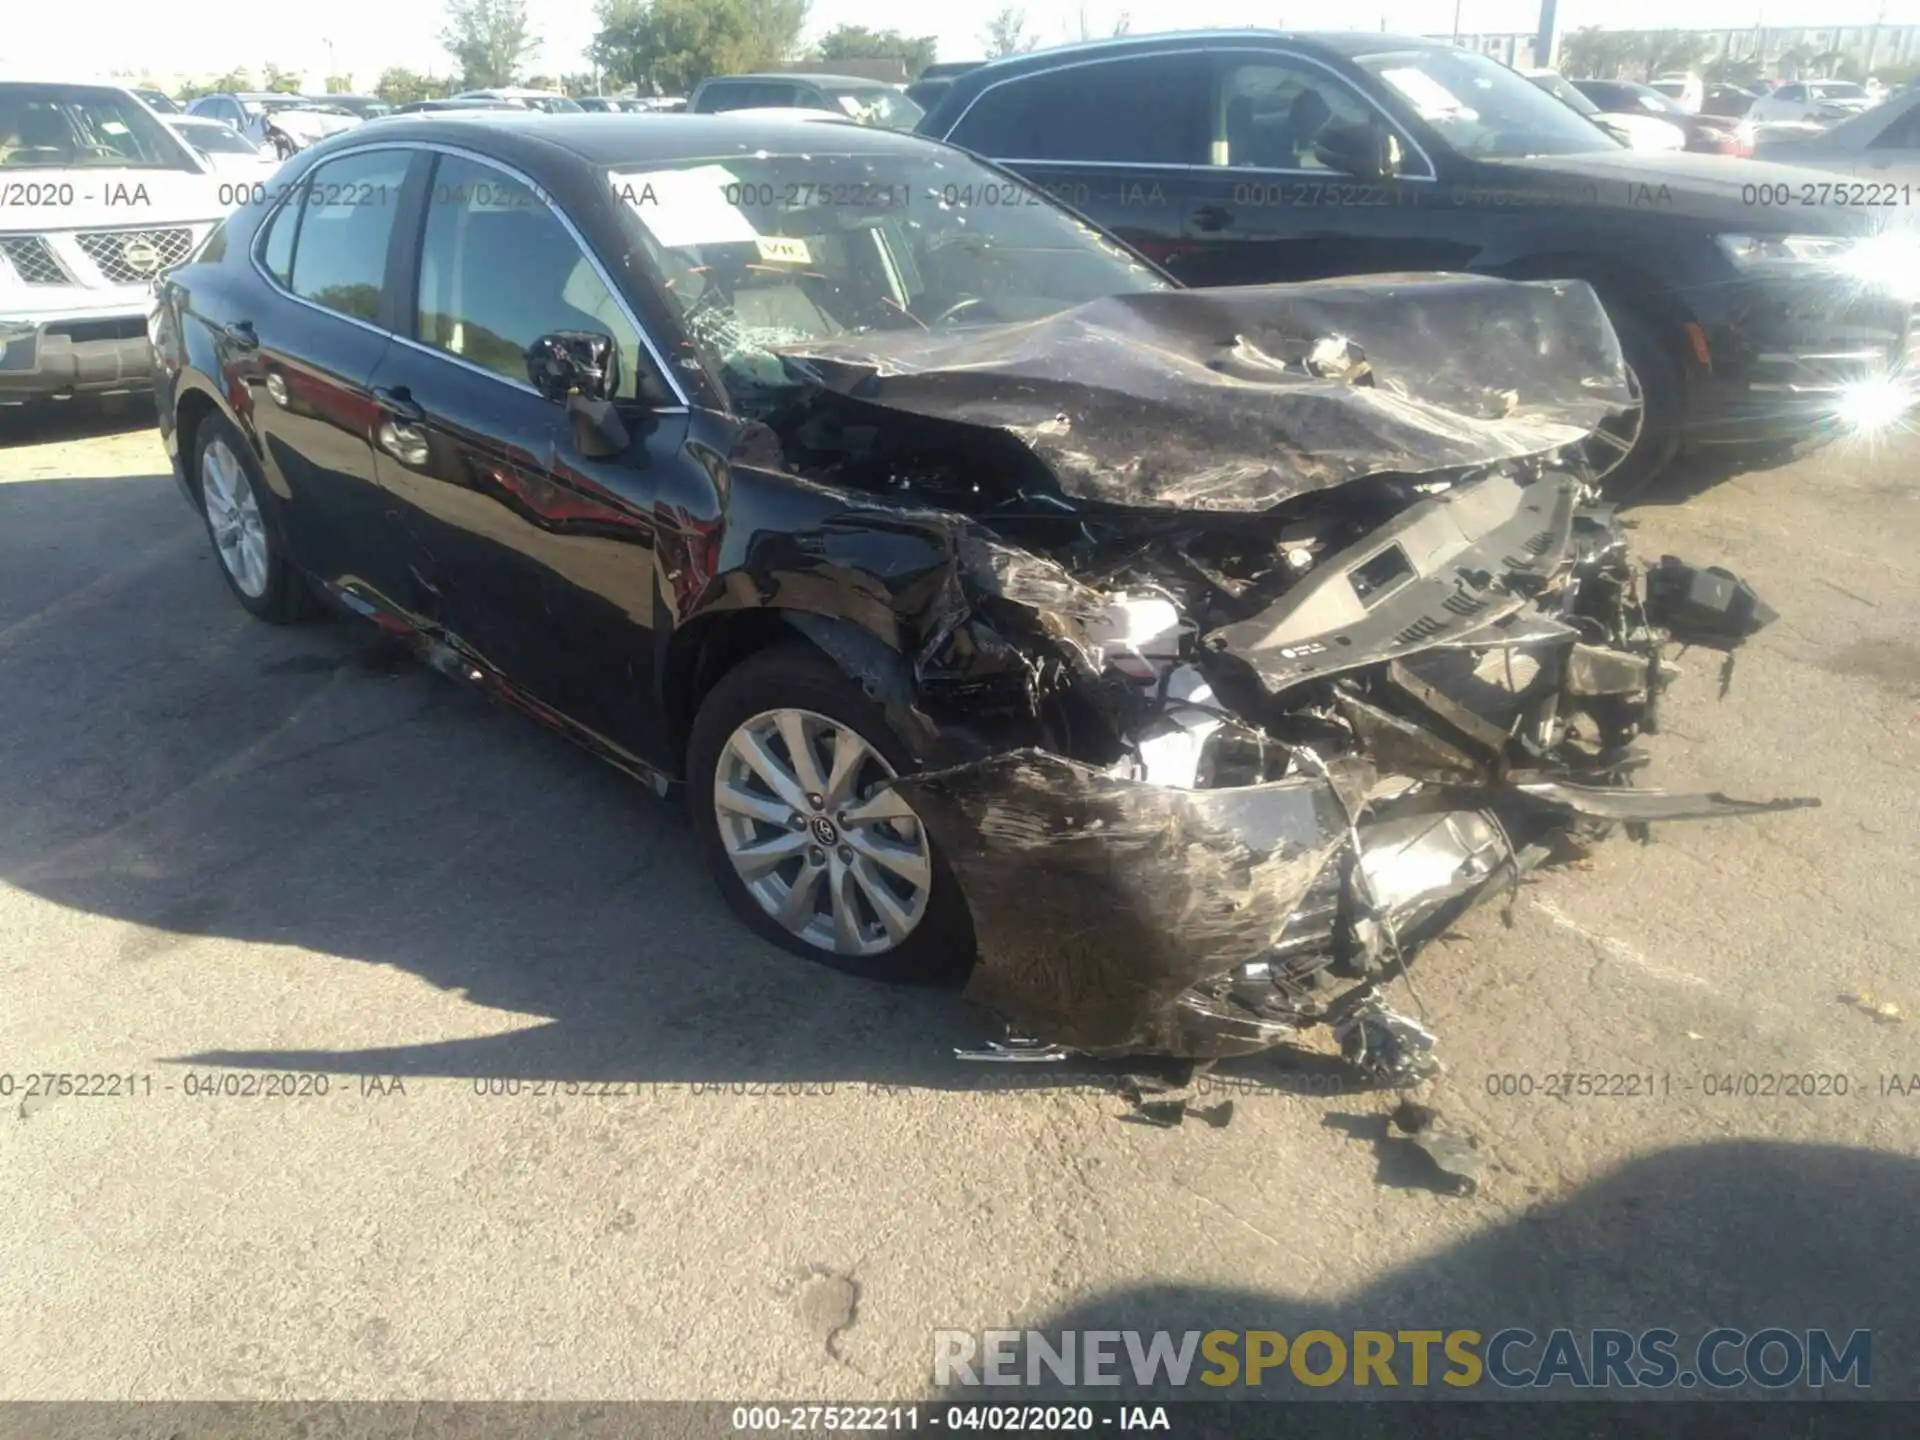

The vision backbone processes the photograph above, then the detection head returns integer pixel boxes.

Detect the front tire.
[193,415,315,624]
[687,642,975,983]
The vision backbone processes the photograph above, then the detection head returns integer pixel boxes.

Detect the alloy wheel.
[201,438,270,599]
[713,708,933,957]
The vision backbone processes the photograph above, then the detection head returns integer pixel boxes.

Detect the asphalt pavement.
[1,399,1917,1404]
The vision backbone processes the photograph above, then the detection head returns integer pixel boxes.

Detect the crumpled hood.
[775,274,1632,513]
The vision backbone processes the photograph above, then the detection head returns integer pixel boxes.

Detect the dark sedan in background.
[920,31,1920,493]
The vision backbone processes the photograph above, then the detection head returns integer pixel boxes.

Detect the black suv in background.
[920,32,1919,493]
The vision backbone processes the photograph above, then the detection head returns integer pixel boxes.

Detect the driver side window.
[414,154,645,399]
[1213,59,1407,174]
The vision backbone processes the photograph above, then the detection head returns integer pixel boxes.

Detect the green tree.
[180,69,256,100]
[815,25,936,77]
[373,67,455,103]
[982,7,1038,58]
[262,62,304,94]
[1558,27,1642,80]
[442,0,537,89]
[324,75,354,93]
[1646,33,1711,79]
[589,0,809,96]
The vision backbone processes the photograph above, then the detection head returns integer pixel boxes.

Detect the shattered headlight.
[1716,230,1920,297]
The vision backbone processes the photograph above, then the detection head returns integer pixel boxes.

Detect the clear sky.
[0,0,1900,88]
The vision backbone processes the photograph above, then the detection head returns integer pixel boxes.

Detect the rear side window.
[700,81,794,111]
[948,55,1211,164]
[258,193,297,283]
[285,149,409,323]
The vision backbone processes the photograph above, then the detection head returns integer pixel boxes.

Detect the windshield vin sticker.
[754,235,813,265]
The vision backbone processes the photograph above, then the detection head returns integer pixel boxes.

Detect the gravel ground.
[2,399,1916,1405]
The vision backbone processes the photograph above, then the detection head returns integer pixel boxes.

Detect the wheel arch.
[1485,253,1703,373]
[663,607,931,773]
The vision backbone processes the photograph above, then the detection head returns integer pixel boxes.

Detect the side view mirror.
[527,329,619,403]
[526,330,630,459]
[1313,122,1403,182]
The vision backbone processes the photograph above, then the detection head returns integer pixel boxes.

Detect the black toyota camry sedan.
[150,114,1802,1068]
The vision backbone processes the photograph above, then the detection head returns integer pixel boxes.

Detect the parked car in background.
[1526,70,1685,150]
[1747,80,1875,126]
[634,96,687,112]
[165,114,279,176]
[1753,85,1920,183]
[131,87,183,114]
[1570,79,1750,154]
[148,113,1787,1063]
[1,80,224,403]
[1649,74,1704,112]
[323,95,395,121]
[691,107,860,126]
[186,93,362,157]
[921,31,1919,494]
[1700,82,1758,118]
[689,73,923,130]
[575,97,625,112]
[906,61,986,111]
[389,98,523,115]
[455,87,584,114]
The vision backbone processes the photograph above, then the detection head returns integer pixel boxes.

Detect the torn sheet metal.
[1203,468,1582,697]
[888,749,1369,1057]
[776,275,1631,513]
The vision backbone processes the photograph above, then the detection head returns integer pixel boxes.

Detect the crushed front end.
[755,275,1816,1068]
[894,464,1810,1071]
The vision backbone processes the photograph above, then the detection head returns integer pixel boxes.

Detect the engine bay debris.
[739,275,1817,1070]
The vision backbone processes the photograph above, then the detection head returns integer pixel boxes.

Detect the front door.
[1176,51,1468,286]
[365,150,690,764]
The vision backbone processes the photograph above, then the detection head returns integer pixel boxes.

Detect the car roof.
[952,29,1447,76]
[702,73,895,87]
[0,78,140,92]
[321,111,946,168]
[921,29,1455,122]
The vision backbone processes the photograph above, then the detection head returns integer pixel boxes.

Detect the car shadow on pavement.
[2,469,1328,1097]
[934,1139,1918,1410]
[0,394,159,446]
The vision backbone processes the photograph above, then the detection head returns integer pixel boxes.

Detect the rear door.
[363,149,691,762]
[238,145,414,600]
[942,53,1213,274]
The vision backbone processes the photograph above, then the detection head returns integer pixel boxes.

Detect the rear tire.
[192,414,317,624]
[687,642,976,983]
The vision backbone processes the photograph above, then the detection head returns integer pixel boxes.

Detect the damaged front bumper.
[891,467,1815,1067]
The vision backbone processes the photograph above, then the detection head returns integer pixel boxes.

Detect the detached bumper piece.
[896,472,1814,1067]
